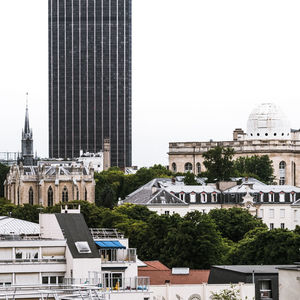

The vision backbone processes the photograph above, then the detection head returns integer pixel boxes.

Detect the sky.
[1,0,300,167]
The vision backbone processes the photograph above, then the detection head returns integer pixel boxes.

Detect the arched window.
[48,186,54,207]
[85,188,88,201]
[17,187,20,206]
[196,162,201,175]
[279,161,286,185]
[62,186,68,203]
[29,187,34,205]
[76,186,79,200]
[172,162,177,172]
[184,162,193,173]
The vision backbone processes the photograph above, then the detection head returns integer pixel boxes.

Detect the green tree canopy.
[234,155,274,184]
[201,146,235,182]
[230,228,300,264]
[183,172,199,185]
[208,207,267,242]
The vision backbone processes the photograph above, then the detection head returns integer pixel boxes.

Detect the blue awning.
[95,240,126,249]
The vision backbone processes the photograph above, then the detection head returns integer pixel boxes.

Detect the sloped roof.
[224,183,300,194]
[138,261,210,285]
[0,216,40,235]
[166,185,220,194]
[55,214,100,259]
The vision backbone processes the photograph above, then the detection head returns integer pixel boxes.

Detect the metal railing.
[89,228,124,239]
[0,258,66,264]
[64,276,150,292]
[100,248,136,263]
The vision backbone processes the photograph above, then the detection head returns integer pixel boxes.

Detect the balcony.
[100,248,136,264]
[64,276,150,292]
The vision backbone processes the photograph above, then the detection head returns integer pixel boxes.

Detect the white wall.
[39,214,64,239]
[150,283,255,300]
[279,269,300,300]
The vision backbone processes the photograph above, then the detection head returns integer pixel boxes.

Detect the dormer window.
[190,192,196,203]
[201,193,207,203]
[179,192,185,201]
[75,241,91,253]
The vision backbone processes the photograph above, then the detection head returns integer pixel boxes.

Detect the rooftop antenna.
[26,92,29,108]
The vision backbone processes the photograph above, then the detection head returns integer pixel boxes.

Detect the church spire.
[24,93,30,134]
[21,93,34,166]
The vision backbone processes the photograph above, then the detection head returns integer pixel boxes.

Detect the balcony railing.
[0,258,66,264]
[100,248,137,263]
[64,276,150,292]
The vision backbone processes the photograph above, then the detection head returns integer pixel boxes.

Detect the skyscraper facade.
[49,0,132,167]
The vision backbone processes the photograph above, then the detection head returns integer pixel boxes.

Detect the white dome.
[246,103,291,140]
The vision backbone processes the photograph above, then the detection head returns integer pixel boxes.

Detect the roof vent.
[172,268,189,275]
[75,241,91,253]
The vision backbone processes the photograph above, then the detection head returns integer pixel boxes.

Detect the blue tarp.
[95,240,126,249]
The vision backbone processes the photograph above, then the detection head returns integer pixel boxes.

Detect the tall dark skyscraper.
[49,0,132,167]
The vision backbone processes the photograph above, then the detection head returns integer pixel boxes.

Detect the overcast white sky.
[1,0,300,167]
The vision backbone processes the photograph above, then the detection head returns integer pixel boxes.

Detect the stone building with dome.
[168,103,300,186]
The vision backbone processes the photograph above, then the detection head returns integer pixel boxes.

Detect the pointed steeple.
[24,93,30,134]
[21,93,34,166]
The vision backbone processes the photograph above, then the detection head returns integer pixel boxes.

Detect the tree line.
[0,198,299,269]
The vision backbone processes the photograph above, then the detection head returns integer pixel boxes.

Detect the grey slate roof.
[124,178,186,205]
[213,265,294,274]
[55,213,100,259]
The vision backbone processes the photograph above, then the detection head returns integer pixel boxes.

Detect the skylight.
[75,241,91,253]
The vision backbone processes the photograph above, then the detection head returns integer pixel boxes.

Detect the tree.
[234,155,274,184]
[202,147,235,182]
[230,228,300,265]
[96,184,117,208]
[183,172,199,185]
[208,207,267,242]
[211,285,243,300]
[0,163,9,198]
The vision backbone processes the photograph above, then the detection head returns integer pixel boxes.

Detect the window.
[48,186,53,207]
[268,193,274,202]
[179,193,185,201]
[290,192,296,202]
[165,211,170,215]
[280,209,285,218]
[260,209,264,218]
[196,162,201,175]
[15,252,22,259]
[269,209,274,218]
[201,193,207,203]
[190,193,196,203]
[17,187,20,206]
[42,277,49,284]
[184,162,193,172]
[50,276,56,284]
[259,280,272,299]
[62,186,68,202]
[279,192,285,202]
[29,187,34,205]
[270,223,274,230]
[85,188,88,201]
[212,193,217,203]
[279,161,286,185]
[171,162,177,172]
[281,223,285,229]
[75,241,91,253]
[76,186,79,200]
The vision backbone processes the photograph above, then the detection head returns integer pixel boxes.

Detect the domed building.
[168,103,300,186]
